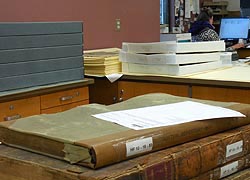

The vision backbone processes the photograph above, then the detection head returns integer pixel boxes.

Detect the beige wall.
[0,0,160,50]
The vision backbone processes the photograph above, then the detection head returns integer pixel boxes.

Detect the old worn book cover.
[138,124,250,180]
[191,154,250,180]
[1,124,250,179]
[222,168,250,180]
[0,93,250,169]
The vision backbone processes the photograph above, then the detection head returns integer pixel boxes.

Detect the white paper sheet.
[185,0,191,18]
[93,101,245,130]
[106,73,123,83]
[192,0,200,14]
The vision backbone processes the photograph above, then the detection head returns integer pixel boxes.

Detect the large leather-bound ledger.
[1,124,250,179]
[0,93,250,169]
[191,154,250,180]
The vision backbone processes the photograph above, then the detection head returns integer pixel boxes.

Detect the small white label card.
[220,161,239,178]
[126,137,153,157]
[226,140,243,158]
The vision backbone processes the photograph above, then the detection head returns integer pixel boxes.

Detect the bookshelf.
[203,1,229,32]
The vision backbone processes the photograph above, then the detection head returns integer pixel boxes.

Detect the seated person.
[188,8,245,51]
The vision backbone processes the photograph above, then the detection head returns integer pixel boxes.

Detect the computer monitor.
[219,18,250,40]
[240,0,250,9]
[240,8,250,17]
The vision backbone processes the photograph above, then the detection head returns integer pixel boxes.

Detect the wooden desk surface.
[121,66,250,89]
[118,66,250,104]
[87,66,250,105]
[237,48,250,59]
[0,78,94,103]
[0,145,140,180]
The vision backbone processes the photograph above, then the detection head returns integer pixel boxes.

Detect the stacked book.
[0,22,84,92]
[0,93,250,179]
[1,93,250,179]
[84,48,121,75]
[120,40,227,76]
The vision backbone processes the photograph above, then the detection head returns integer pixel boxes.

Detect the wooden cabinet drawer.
[40,87,89,110]
[41,100,89,114]
[192,86,250,104]
[0,96,40,122]
[118,81,189,101]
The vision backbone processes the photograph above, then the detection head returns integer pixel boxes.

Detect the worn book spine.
[1,104,250,170]
[140,125,250,180]
[1,124,250,180]
[221,167,250,180]
[78,124,250,179]
[191,154,250,180]
[78,103,250,168]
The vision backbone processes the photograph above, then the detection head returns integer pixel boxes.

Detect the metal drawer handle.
[119,89,124,102]
[60,95,74,101]
[60,91,80,101]
[4,114,22,121]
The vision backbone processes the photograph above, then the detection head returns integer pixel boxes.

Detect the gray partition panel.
[0,33,83,50]
[0,22,83,36]
[0,68,84,92]
[0,45,83,64]
[0,56,83,78]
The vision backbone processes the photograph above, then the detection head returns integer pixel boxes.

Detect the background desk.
[0,78,94,122]
[88,66,250,105]
[237,48,250,58]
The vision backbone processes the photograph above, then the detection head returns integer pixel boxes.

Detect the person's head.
[197,7,213,25]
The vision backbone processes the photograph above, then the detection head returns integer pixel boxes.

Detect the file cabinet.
[0,79,94,122]
[41,87,89,114]
[0,96,40,122]
[118,81,189,102]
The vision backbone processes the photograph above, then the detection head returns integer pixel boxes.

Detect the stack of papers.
[84,48,121,75]
[93,101,245,130]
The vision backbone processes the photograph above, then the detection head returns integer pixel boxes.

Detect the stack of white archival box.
[160,33,191,42]
[119,40,228,76]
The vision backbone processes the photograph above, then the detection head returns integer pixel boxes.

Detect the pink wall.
[0,0,160,50]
